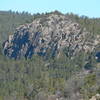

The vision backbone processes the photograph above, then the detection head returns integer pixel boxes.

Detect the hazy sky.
[0,0,100,18]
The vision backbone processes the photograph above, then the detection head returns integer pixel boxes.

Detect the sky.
[0,0,100,18]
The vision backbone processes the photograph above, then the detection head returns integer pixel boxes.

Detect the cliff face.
[2,14,99,59]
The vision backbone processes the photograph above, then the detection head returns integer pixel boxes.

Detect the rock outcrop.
[89,94,100,100]
[2,13,99,59]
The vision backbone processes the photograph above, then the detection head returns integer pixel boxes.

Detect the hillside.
[0,11,100,100]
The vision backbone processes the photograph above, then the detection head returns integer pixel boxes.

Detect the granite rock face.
[2,14,99,59]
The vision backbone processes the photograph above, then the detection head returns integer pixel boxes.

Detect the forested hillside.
[0,11,100,100]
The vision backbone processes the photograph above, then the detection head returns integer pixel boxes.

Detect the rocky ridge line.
[3,14,100,59]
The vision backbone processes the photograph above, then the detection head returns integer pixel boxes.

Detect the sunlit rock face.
[2,13,99,59]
